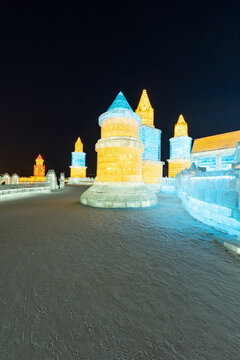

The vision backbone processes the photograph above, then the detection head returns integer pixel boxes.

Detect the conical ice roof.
[98,91,142,127]
[107,91,132,111]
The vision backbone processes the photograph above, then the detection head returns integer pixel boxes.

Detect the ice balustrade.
[175,169,240,236]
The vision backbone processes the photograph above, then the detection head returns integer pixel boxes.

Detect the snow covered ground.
[0,185,239,359]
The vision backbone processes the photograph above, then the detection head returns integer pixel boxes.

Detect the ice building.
[70,137,87,178]
[80,91,157,208]
[136,90,164,183]
[191,130,240,171]
[20,154,46,183]
[34,154,45,177]
[168,115,192,177]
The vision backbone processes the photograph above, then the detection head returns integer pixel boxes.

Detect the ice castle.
[80,91,157,208]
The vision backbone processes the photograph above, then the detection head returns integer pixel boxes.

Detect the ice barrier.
[0,184,51,201]
[160,169,240,237]
[0,170,64,201]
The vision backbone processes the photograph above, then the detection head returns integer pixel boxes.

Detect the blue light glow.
[221,155,234,169]
[170,136,192,159]
[140,125,161,161]
[99,91,142,126]
[71,152,86,167]
[196,157,216,170]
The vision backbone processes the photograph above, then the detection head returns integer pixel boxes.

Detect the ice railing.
[160,177,176,186]
[177,169,240,210]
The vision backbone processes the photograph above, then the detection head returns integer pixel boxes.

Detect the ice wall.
[177,170,240,236]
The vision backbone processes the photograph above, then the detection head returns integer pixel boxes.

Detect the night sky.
[1,1,240,177]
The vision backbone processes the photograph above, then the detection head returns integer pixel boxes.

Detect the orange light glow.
[135,89,154,127]
[34,154,45,177]
[174,115,188,137]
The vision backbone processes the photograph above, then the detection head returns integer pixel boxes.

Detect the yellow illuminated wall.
[101,117,139,138]
[70,167,86,178]
[96,91,143,183]
[142,161,163,183]
[135,89,154,127]
[20,176,45,183]
[97,146,142,182]
[168,159,191,178]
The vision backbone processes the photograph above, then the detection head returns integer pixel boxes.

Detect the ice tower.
[34,154,45,177]
[70,137,87,178]
[136,90,164,183]
[168,115,192,177]
[80,91,157,208]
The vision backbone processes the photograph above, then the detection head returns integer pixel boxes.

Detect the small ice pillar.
[70,137,87,178]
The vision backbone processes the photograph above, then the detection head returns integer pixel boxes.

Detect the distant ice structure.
[3,173,11,184]
[46,170,58,190]
[34,154,45,177]
[11,174,20,184]
[20,154,46,183]
[60,172,65,188]
[69,137,87,178]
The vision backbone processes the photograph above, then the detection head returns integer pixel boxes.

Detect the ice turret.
[80,91,157,208]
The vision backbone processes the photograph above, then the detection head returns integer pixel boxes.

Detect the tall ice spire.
[174,114,188,137]
[75,137,83,152]
[135,89,154,127]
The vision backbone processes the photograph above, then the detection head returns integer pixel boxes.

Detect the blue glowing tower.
[136,90,164,183]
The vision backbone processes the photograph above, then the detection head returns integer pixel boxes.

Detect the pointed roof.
[137,89,152,110]
[177,114,186,125]
[75,137,83,152]
[36,154,43,160]
[107,91,132,111]
[76,136,82,144]
[98,91,142,126]
[135,89,154,127]
[174,114,188,137]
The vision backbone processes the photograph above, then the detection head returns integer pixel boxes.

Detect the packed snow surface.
[0,185,240,359]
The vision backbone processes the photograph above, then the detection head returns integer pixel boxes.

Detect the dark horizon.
[1,2,240,177]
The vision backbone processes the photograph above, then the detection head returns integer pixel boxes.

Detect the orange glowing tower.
[34,154,45,177]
